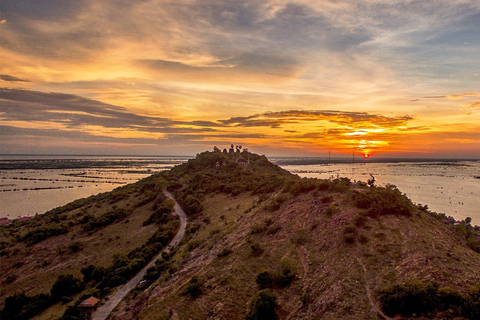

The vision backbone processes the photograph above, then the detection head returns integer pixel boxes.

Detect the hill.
[113,149,480,320]
[2,149,480,320]
[0,175,180,320]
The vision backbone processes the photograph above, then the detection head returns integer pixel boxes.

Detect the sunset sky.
[1,0,479,158]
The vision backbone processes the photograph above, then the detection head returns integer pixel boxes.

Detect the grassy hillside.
[0,175,179,320]
[111,150,480,320]
[2,149,479,320]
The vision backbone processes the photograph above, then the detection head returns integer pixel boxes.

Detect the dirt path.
[354,256,392,320]
[92,190,187,320]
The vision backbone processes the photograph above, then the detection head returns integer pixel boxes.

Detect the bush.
[184,276,202,298]
[22,224,68,245]
[343,224,357,244]
[275,259,295,288]
[250,223,267,235]
[325,204,340,215]
[50,274,85,301]
[1,293,52,320]
[68,241,81,253]
[256,272,274,289]
[59,305,84,320]
[354,213,368,227]
[143,258,170,283]
[217,247,233,258]
[250,243,264,257]
[378,280,438,316]
[377,280,480,318]
[352,185,414,218]
[343,233,356,244]
[247,289,278,320]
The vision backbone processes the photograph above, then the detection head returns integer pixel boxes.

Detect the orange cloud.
[446,92,480,100]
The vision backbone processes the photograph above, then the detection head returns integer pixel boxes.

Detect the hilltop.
[114,149,480,320]
[1,149,480,320]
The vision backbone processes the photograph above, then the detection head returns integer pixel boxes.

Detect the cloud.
[0,88,218,135]
[137,51,302,84]
[0,74,30,82]
[1,1,479,157]
[446,92,480,100]
[218,110,413,129]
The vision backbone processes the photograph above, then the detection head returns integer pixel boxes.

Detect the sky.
[0,0,479,158]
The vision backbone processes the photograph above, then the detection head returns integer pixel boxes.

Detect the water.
[1,156,479,225]
[0,156,189,219]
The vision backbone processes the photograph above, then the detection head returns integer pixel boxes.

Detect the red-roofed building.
[77,296,99,318]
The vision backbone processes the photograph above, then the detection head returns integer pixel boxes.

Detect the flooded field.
[0,156,188,219]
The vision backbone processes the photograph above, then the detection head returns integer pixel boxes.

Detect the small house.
[78,296,99,319]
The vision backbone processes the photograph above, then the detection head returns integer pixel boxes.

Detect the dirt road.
[92,190,187,320]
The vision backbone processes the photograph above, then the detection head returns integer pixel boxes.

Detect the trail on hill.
[92,190,187,320]
[354,256,392,320]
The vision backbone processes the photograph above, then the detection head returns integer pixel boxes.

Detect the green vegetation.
[343,224,357,244]
[454,218,480,253]
[254,259,296,290]
[50,274,85,301]
[1,293,52,320]
[352,184,414,217]
[85,212,179,290]
[0,174,179,319]
[246,289,278,320]
[183,276,203,298]
[378,280,480,319]
[3,149,480,320]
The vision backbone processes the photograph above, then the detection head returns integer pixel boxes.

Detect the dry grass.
[0,190,162,319]
[114,189,480,320]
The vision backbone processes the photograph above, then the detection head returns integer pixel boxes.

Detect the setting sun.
[0,1,479,158]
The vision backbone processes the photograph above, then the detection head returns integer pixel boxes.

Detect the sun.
[363,154,370,159]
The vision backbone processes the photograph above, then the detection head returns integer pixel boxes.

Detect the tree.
[367,174,375,187]
[50,274,84,300]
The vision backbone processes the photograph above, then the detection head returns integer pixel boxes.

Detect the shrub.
[250,243,264,257]
[321,195,333,203]
[291,230,307,245]
[354,213,368,227]
[250,223,267,235]
[1,293,52,320]
[217,247,233,258]
[343,233,356,244]
[22,224,68,245]
[266,224,282,235]
[376,280,480,318]
[352,185,414,218]
[256,271,274,289]
[275,259,295,288]
[325,204,340,215]
[143,258,170,283]
[247,289,278,320]
[184,276,202,298]
[50,274,85,301]
[68,241,81,253]
[59,305,83,320]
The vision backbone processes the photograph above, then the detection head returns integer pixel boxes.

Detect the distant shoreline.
[1,155,478,170]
